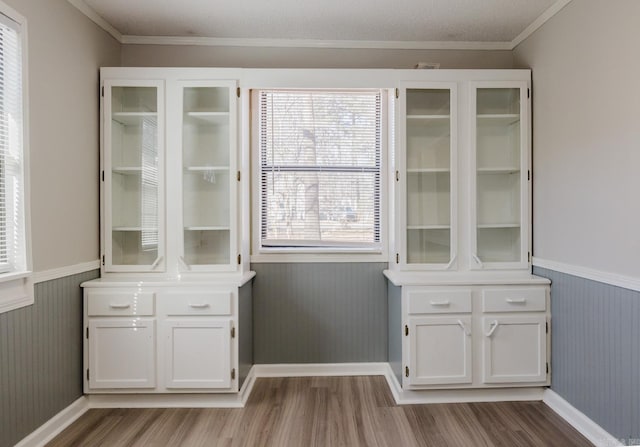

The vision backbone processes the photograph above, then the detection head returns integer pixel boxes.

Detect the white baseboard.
[253,362,390,377]
[543,389,622,447]
[14,397,90,447]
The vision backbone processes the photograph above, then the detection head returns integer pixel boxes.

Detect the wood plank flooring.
[47,376,592,447]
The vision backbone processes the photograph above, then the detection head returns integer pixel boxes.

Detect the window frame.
[0,0,32,314]
[250,86,390,263]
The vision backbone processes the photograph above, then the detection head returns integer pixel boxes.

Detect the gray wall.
[252,263,387,363]
[3,0,120,272]
[534,267,639,444]
[388,282,402,383]
[121,45,513,69]
[514,0,640,277]
[0,270,99,447]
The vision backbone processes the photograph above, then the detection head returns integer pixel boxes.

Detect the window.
[256,89,384,253]
[0,2,31,314]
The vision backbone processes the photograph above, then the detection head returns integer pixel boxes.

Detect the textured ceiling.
[82,0,558,42]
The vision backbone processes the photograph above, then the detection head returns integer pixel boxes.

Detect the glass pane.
[110,87,159,266]
[476,88,521,263]
[406,89,451,264]
[182,87,231,265]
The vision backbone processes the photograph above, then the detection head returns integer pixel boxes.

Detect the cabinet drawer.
[87,291,155,316]
[408,289,472,314]
[482,288,546,312]
[159,292,232,316]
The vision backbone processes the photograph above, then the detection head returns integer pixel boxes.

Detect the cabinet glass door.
[404,87,455,267]
[106,82,164,271]
[471,84,528,268]
[180,83,236,269]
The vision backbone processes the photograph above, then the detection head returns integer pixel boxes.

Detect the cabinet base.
[384,364,546,405]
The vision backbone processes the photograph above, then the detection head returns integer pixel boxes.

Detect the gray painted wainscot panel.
[252,263,388,364]
[388,282,402,384]
[238,279,253,389]
[534,266,640,445]
[0,269,99,447]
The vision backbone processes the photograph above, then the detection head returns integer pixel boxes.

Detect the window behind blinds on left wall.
[0,12,25,274]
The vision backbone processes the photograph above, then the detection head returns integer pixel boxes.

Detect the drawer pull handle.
[506,298,527,304]
[457,320,471,336]
[485,320,499,337]
[189,303,210,309]
[430,300,451,306]
[109,303,131,309]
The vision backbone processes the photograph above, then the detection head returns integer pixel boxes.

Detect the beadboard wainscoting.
[251,263,388,364]
[0,269,100,447]
[533,266,640,444]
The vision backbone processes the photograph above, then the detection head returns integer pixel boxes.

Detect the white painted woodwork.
[162,319,232,389]
[158,291,232,316]
[482,287,546,312]
[407,289,471,314]
[402,284,550,390]
[482,315,547,383]
[86,291,155,316]
[88,318,156,389]
[408,316,472,385]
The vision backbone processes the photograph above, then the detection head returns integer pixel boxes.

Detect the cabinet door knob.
[457,320,471,336]
[485,320,500,337]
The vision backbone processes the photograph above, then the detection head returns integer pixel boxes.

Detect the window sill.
[0,271,34,314]
[251,252,388,263]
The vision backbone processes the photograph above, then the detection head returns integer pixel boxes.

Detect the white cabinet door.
[103,80,165,273]
[482,315,546,383]
[162,319,232,389]
[408,316,472,385]
[88,318,156,389]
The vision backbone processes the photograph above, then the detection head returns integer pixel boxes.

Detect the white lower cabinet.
[88,318,156,389]
[402,282,550,390]
[83,283,246,394]
[408,316,472,385]
[162,319,231,389]
[482,315,547,384]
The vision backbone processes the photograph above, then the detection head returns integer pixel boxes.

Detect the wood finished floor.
[47,376,592,447]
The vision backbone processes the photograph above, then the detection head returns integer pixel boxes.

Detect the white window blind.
[258,90,382,250]
[0,12,25,274]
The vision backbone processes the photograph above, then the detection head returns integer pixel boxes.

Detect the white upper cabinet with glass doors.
[398,83,457,270]
[104,81,165,272]
[179,81,238,272]
[393,74,531,274]
[470,82,529,270]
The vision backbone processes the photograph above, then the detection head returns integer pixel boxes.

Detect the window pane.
[259,90,382,249]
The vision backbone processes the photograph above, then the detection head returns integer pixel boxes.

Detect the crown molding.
[67,0,122,42]
[121,35,512,50]
[68,0,572,51]
[511,0,573,49]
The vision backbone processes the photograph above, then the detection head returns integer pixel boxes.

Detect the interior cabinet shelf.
[184,226,230,231]
[113,227,158,232]
[477,223,520,229]
[185,111,229,124]
[407,168,450,173]
[112,167,143,175]
[407,225,451,230]
[184,166,229,172]
[477,114,520,125]
[112,112,158,125]
[407,114,450,120]
[477,167,520,175]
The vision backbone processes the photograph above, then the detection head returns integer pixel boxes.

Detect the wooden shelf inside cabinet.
[112,167,144,175]
[477,167,520,175]
[185,112,229,125]
[407,114,450,121]
[476,114,520,126]
[477,223,521,229]
[112,112,158,126]
[407,168,450,173]
[407,225,451,230]
[184,166,230,172]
